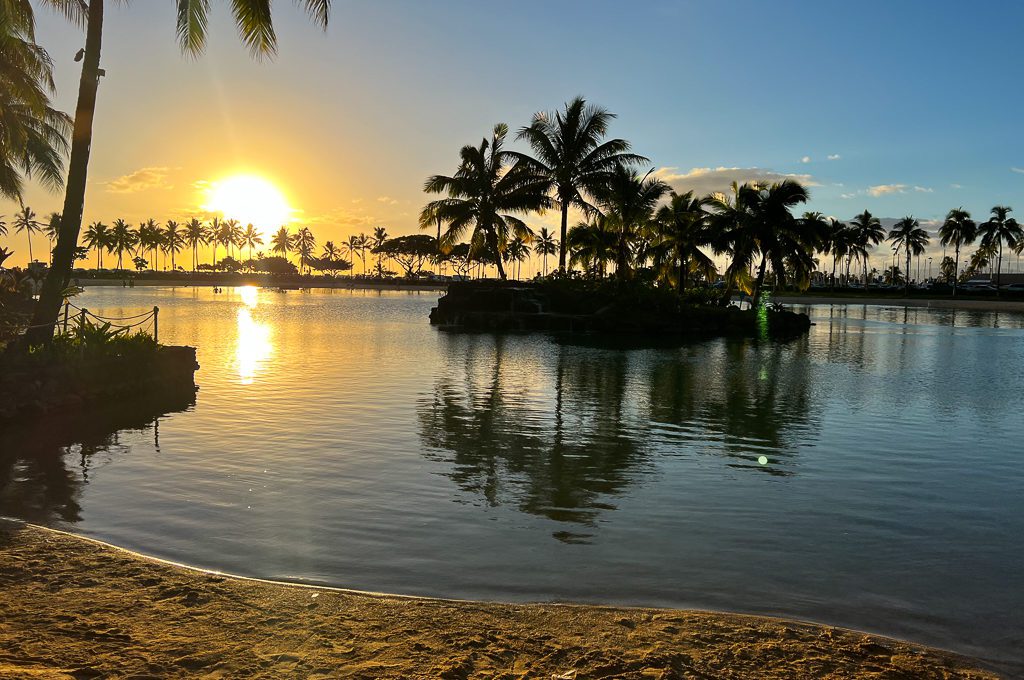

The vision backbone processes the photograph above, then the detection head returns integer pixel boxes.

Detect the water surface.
[2,287,1022,672]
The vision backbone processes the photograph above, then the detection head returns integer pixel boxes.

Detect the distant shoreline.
[774,295,1024,312]
[0,520,1000,679]
[75,277,448,292]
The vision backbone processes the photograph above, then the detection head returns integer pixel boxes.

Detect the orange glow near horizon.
[202,175,293,233]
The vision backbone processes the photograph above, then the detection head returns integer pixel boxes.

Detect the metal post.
[153,306,159,343]
[63,302,70,333]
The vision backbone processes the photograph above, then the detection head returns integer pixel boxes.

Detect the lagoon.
[2,286,1022,672]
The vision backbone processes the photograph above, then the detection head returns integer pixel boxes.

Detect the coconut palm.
[109,218,136,270]
[163,220,185,271]
[270,226,293,261]
[535,227,558,276]
[820,218,852,290]
[82,220,110,269]
[184,218,206,272]
[849,210,885,287]
[707,180,817,306]
[223,218,243,258]
[13,205,41,262]
[938,208,976,297]
[887,216,930,296]
[592,166,669,280]
[344,234,361,274]
[43,212,62,261]
[292,227,316,274]
[322,241,341,260]
[512,97,647,272]
[371,226,389,276]
[503,237,531,280]
[977,206,1022,293]
[652,190,715,290]
[28,0,333,343]
[136,219,161,270]
[421,123,549,280]
[240,224,264,264]
[567,216,616,279]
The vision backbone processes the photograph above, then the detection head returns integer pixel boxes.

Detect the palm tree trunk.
[752,255,769,308]
[952,244,960,297]
[830,256,837,292]
[558,202,569,273]
[996,241,1003,295]
[27,0,104,345]
[905,247,911,297]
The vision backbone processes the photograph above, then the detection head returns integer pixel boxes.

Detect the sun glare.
[203,175,292,230]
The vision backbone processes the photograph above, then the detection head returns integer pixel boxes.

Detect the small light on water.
[758,455,768,465]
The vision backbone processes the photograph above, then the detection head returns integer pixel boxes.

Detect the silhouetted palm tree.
[372,226,389,276]
[938,208,976,297]
[535,227,558,276]
[270,226,293,261]
[593,166,669,280]
[708,180,816,306]
[820,218,851,290]
[13,205,41,262]
[137,219,161,271]
[240,224,263,263]
[163,220,185,271]
[849,210,885,287]
[29,0,333,344]
[109,218,136,270]
[653,190,714,290]
[567,216,616,279]
[223,218,243,258]
[82,220,110,269]
[421,123,549,279]
[887,216,930,296]
[43,212,62,262]
[513,97,647,272]
[184,218,206,272]
[978,206,1022,293]
[292,227,316,274]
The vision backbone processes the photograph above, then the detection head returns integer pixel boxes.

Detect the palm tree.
[887,216,930,296]
[82,220,110,269]
[29,0,333,344]
[184,218,207,272]
[164,220,185,271]
[512,97,647,273]
[136,219,161,270]
[653,190,714,290]
[292,227,316,274]
[43,212,62,262]
[13,205,41,262]
[820,218,851,291]
[240,224,264,264]
[707,180,817,307]
[344,234,361,274]
[567,216,616,279]
[535,227,558,276]
[849,210,885,287]
[270,227,293,261]
[938,208,976,297]
[595,166,669,280]
[978,206,1022,293]
[421,123,549,280]
[223,218,244,259]
[371,226,389,277]
[503,237,531,280]
[0,215,6,238]
[109,218,136,270]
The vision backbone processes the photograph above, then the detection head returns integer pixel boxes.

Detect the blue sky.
[4,0,1023,267]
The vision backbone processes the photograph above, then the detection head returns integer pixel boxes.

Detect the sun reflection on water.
[235,287,271,384]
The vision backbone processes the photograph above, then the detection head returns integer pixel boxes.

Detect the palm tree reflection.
[420,335,818,540]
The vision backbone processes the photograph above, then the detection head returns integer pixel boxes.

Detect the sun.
[203,175,293,229]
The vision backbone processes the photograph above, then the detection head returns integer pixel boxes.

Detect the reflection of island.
[419,335,820,539]
[0,393,195,524]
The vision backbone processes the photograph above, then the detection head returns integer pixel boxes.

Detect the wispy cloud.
[1012,167,1024,174]
[800,156,811,164]
[106,167,174,194]
[827,154,841,161]
[913,186,933,193]
[950,183,963,189]
[376,195,398,205]
[652,166,819,195]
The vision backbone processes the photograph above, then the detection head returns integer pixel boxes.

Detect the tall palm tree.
[653,190,714,290]
[421,123,549,280]
[887,216,930,296]
[184,217,207,272]
[849,210,885,287]
[707,180,817,307]
[820,218,851,291]
[109,218,136,270]
[535,227,558,276]
[372,226,389,276]
[512,97,647,272]
[938,208,976,297]
[344,234,361,274]
[270,226,293,261]
[13,205,41,262]
[82,220,110,269]
[136,219,161,270]
[503,237,531,280]
[292,226,316,274]
[240,224,264,263]
[223,218,243,258]
[29,0,333,344]
[594,166,669,280]
[43,212,62,262]
[164,220,185,271]
[567,216,616,279]
[977,206,1022,292]
[207,217,222,266]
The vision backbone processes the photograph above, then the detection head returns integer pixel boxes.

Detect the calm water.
[3,287,1023,672]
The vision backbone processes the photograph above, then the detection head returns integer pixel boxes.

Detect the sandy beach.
[0,521,999,679]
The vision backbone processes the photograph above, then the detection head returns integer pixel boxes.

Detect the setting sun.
[203,175,292,230]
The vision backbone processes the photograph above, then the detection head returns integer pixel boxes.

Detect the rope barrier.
[16,303,160,342]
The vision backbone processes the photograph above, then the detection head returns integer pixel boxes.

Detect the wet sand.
[0,521,999,679]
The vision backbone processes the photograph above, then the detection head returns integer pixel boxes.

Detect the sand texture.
[0,521,1000,679]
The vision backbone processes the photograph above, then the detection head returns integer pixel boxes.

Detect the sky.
[2,0,1023,271]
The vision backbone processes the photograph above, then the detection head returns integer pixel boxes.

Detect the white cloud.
[827,154,841,161]
[1011,167,1024,174]
[376,195,398,205]
[652,166,818,195]
[106,167,174,193]
[867,184,907,197]
[800,156,811,164]
[950,183,963,189]
[913,186,933,193]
